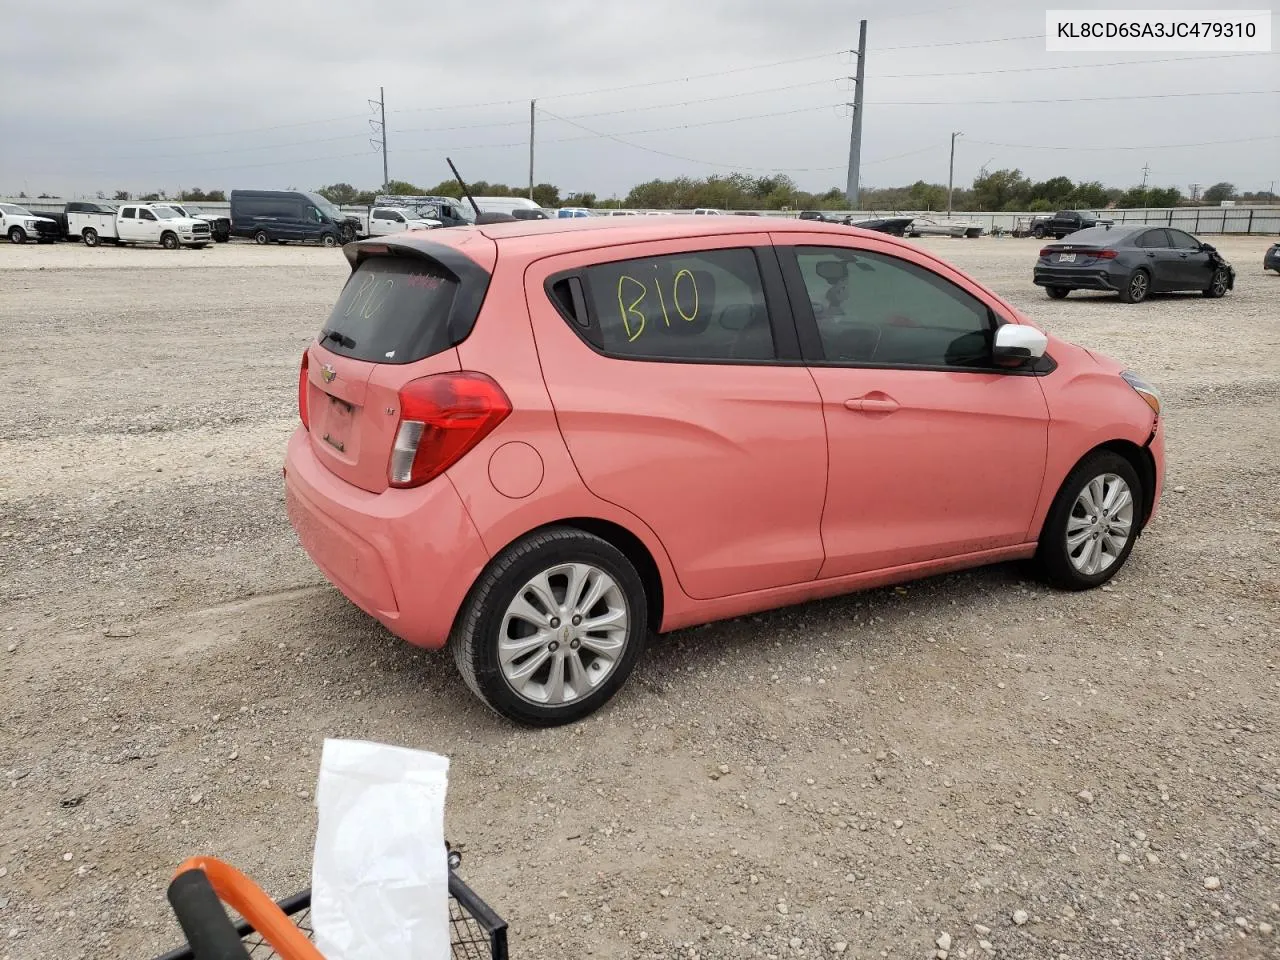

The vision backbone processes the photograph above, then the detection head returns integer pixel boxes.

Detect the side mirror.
[992,324,1048,365]
[1200,242,1215,252]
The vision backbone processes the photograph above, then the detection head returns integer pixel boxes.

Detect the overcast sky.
[4,0,1278,200]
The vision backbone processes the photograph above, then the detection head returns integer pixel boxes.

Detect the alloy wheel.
[1066,473,1134,576]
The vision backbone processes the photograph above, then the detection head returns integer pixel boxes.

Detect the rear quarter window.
[321,256,459,364]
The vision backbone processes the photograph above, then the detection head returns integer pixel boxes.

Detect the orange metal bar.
[173,857,326,960]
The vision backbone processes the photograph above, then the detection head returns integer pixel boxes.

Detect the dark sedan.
[1265,241,1280,273]
[1033,224,1234,303]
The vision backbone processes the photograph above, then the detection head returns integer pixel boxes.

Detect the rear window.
[321,256,459,364]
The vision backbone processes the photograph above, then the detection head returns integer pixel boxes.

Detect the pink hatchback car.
[284,217,1164,725]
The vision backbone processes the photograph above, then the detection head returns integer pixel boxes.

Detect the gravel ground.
[2,235,1279,960]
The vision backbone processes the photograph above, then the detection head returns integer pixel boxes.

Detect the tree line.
[16,176,1271,211]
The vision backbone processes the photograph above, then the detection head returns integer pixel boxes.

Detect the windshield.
[0,204,33,216]
[152,207,180,219]
[305,192,343,220]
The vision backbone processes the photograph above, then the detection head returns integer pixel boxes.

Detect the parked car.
[374,195,474,229]
[691,208,724,215]
[474,196,543,217]
[0,203,60,243]
[1264,241,1280,273]
[799,211,838,223]
[511,208,552,220]
[1032,210,1114,240]
[229,190,351,246]
[285,217,1165,725]
[1034,225,1234,303]
[158,203,231,242]
[365,205,442,237]
[75,202,212,248]
[557,207,594,219]
[907,216,983,239]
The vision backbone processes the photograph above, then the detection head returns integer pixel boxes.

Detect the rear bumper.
[283,428,491,649]
[1033,266,1122,291]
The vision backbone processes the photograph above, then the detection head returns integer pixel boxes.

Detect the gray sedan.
[1033,224,1234,303]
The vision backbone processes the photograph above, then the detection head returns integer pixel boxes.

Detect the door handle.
[1146,252,1156,258]
[845,395,899,413]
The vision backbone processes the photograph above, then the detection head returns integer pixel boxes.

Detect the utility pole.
[1188,182,1201,202]
[529,99,536,201]
[1140,163,1150,188]
[947,131,962,216]
[844,20,867,208]
[369,87,388,191]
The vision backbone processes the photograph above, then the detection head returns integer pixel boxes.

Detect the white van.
[472,196,542,216]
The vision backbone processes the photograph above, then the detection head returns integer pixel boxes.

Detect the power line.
[873,51,1274,80]
[875,33,1041,50]
[964,133,1280,151]
[866,89,1280,105]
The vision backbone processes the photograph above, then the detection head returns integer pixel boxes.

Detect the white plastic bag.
[311,738,451,960]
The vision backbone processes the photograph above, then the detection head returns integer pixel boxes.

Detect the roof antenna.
[446,157,481,219]
[447,157,516,224]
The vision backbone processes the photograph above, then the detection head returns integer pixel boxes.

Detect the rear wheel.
[1203,267,1230,298]
[1119,268,1150,303]
[1046,286,1071,299]
[8,226,26,244]
[82,228,99,247]
[1036,451,1143,590]
[160,232,179,250]
[451,527,649,726]
[253,230,270,245]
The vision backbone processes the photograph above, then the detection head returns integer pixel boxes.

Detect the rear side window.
[575,248,776,361]
[321,256,459,364]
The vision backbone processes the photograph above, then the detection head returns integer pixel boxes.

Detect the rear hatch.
[302,235,496,493]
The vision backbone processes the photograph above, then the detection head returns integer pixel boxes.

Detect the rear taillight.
[388,372,512,489]
[1094,249,1118,259]
[1038,247,1055,257]
[298,350,311,431]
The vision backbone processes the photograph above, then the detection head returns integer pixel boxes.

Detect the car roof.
[466,213,887,248]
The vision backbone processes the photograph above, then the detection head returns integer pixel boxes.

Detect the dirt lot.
[2,234,1279,960]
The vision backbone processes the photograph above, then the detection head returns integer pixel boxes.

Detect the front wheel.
[1032,225,1046,239]
[160,232,179,250]
[1203,267,1230,298]
[8,226,27,244]
[82,228,99,247]
[320,233,338,248]
[1046,286,1071,299]
[451,527,649,726]
[1036,451,1143,590]
[1119,269,1150,303]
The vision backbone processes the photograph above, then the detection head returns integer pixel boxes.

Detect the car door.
[1166,228,1212,289]
[117,206,141,241]
[524,235,828,600]
[774,235,1050,578]
[1133,228,1178,290]
[369,208,394,236]
[136,208,163,243]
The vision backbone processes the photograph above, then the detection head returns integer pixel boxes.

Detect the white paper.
[311,738,451,960]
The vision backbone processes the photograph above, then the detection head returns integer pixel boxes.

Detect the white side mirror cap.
[993,324,1048,362]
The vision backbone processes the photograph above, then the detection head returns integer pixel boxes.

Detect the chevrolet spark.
[284,218,1165,726]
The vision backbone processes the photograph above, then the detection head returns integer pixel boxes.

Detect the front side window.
[794,246,992,368]
[576,247,776,361]
[1167,229,1201,251]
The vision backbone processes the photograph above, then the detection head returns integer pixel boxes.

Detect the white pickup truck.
[364,204,442,237]
[74,203,213,249]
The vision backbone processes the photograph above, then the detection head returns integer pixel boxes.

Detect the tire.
[1032,225,1046,239]
[1036,451,1143,591]
[1046,286,1071,299]
[253,230,270,245]
[1119,268,1150,303]
[160,232,179,250]
[451,526,649,726]
[82,228,99,247]
[8,226,27,244]
[320,233,338,248]
[1202,267,1230,298]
